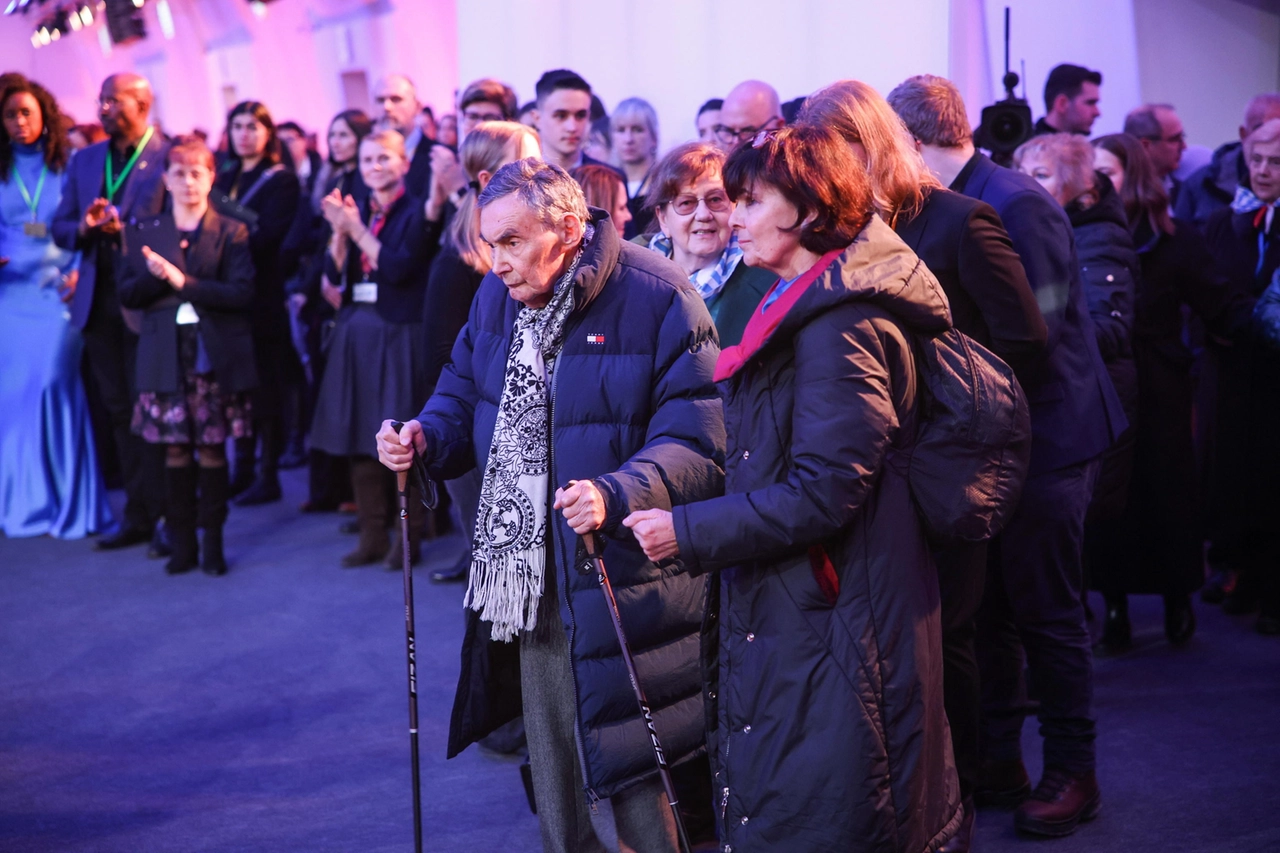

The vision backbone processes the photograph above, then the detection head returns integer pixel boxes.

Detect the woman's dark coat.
[671,217,961,852]
[118,206,258,394]
[1067,175,1140,519]
[422,243,484,392]
[1203,205,1279,552]
[1091,219,1253,595]
[322,191,440,324]
[420,211,726,800]
[213,159,301,328]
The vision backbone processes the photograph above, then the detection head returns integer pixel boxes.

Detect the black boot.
[1098,593,1132,654]
[164,465,199,575]
[1163,593,1196,644]
[199,465,230,576]
[229,436,256,497]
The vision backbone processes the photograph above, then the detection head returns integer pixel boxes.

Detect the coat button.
[742,724,751,734]
[746,632,755,642]
[742,449,750,459]
[724,846,733,853]
[708,690,716,700]
[741,815,750,825]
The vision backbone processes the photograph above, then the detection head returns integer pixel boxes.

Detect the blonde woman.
[423,120,541,583]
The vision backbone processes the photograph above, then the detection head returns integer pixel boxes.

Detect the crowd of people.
[3,56,1280,853]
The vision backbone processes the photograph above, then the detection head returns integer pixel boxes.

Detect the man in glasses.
[429,78,520,216]
[1124,104,1187,201]
[713,80,784,153]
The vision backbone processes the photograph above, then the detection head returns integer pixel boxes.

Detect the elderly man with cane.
[376,158,723,853]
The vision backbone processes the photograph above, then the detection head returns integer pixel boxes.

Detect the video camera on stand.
[975,7,1032,167]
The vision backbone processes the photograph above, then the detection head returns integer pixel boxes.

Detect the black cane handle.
[390,421,438,510]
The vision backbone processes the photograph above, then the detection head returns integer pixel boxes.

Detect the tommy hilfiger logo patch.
[587,334,606,344]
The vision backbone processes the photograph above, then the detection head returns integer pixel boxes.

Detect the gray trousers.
[519,587,677,853]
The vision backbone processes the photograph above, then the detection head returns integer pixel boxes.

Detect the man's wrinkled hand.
[377,418,426,472]
[554,479,607,535]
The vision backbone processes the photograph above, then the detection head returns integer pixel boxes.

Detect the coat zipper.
[547,351,600,811]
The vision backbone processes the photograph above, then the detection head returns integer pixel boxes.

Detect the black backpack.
[908,328,1031,543]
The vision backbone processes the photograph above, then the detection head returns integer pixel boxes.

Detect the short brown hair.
[886,74,973,148]
[164,134,216,171]
[723,124,873,254]
[644,142,726,212]
[459,78,518,120]
[570,163,625,212]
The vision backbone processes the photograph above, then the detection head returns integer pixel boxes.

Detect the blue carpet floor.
[2,468,1278,852]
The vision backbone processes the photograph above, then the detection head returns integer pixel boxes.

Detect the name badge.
[176,302,199,325]
[352,282,378,304]
[23,221,48,238]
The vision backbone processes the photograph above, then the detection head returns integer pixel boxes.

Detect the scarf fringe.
[465,549,548,643]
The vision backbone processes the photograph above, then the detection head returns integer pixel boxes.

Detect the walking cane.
[579,532,693,853]
[390,422,437,853]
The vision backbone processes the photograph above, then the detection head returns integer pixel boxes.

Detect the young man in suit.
[891,73,1127,840]
[531,69,624,183]
[52,72,170,553]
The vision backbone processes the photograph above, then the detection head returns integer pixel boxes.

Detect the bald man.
[372,73,435,199]
[53,72,170,551]
[1176,93,1280,229]
[712,80,784,152]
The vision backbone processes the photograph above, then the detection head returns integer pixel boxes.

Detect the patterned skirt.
[131,325,253,446]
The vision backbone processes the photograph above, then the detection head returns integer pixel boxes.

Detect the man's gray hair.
[478,157,589,226]
[886,74,972,148]
[1124,104,1175,140]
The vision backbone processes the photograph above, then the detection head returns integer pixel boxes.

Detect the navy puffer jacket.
[419,210,726,799]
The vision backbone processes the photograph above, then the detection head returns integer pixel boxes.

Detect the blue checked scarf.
[648,231,743,302]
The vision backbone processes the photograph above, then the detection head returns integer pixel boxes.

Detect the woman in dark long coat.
[627,125,960,852]
[118,136,256,576]
[1201,118,1280,634]
[1087,134,1256,647]
[309,129,439,567]
[214,100,301,505]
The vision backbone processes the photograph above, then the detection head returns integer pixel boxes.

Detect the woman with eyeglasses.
[0,76,113,540]
[624,125,961,852]
[634,142,775,347]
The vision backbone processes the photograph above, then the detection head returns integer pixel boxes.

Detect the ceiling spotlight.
[5,0,20,15]
[30,30,40,45]
[37,24,50,43]
[79,4,91,23]
[131,0,141,6]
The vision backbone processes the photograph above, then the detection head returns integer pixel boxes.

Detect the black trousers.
[977,457,1100,775]
[936,539,988,803]
[81,289,164,530]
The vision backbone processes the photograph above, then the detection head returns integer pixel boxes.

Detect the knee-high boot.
[344,457,390,567]
[386,475,424,570]
[165,465,200,575]
[198,465,230,576]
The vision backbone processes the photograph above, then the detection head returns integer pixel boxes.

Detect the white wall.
[455,0,951,152]
[981,0,1142,137]
[1,0,458,147]
[1133,0,1280,147]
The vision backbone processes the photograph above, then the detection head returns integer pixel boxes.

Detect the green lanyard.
[12,163,47,221]
[104,126,154,202]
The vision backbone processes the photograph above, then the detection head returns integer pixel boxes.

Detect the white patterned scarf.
[465,225,593,642]
[647,231,743,302]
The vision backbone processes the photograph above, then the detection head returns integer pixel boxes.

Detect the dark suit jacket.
[51,130,170,330]
[895,187,1047,379]
[117,206,258,394]
[404,132,435,200]
[953,153,1126,474]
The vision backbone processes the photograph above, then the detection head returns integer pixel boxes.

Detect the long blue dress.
[0,141,113,538]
